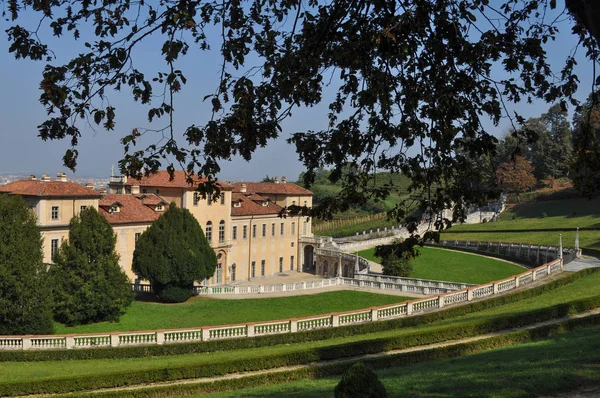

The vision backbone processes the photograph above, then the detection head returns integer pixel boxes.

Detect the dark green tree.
[3,0,598,231]
[132,204,216,303]
[375,237,419,277]
[334,362,387,398]
[0,194,54,335]
[50,207,133,326]
[572,93,600,197]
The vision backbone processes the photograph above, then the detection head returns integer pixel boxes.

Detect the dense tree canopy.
[2,0,599,227]
[497,155,537,201]
[0,195,54,335]
[132,204,216,303]
[50,207,132,326]
[571,93,600,197]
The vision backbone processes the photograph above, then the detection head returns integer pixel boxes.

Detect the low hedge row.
[63,313,600,398]
[2,266,598,364]
[2,294,600,397]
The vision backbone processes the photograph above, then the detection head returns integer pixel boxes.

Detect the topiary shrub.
[334,362,387,398]
[157,284,195,303]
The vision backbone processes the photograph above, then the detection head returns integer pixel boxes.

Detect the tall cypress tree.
[50,207,133,326]
[0,194,54,335]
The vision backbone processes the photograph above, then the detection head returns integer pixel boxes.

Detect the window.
[231,264,236,282]
[261,259,265,276]
[290,255,295,271]
[303,221,308,236]
[243,225,248,239]
[51,206,59,220]
[80,205,87,212]
[304,200,307,206]
[291,242,295,247]
[280,222,284,236]
[155,189,160,194]
[220,194,225,205]
[219,220,225,242]
[142,189,147,193]
[193,192,200,206]
[279,257,283,273]
[116,187,123,194]
[51,239,59,261]
[291,222,296,235]
[135,233,141,245]
[207,196,212,206]
[155,204,164,211]
[262,224,266,237]
[206,221,212,242]
[252,224,257,238]
[232,226,238,240]
[251,261,256,278]
[271,223,275,236]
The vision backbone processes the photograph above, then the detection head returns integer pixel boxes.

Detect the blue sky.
[0,7,595,181]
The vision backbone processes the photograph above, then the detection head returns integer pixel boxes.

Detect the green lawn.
[54,291,409,334]
[6,271,600,385]
[440,197,600,250]
[204,324,600,398]
[358,246,525,284]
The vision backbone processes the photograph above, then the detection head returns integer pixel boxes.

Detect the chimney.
[274,176,279,184]
[240,183,247,193]
[281,176,287,184]
[28,175,37,181]
[40,174,51,182]
[131,185,140,194]
[85,182,95,190]
[99,187,107,196]
[56,172,67,182]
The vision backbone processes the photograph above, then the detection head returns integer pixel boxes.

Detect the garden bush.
[334,362,387,398]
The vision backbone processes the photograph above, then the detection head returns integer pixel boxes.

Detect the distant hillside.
[300,171,412,219]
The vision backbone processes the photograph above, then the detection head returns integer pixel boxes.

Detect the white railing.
[0,258,563,351]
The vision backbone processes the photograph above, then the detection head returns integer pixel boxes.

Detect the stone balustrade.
[0,258,563,351]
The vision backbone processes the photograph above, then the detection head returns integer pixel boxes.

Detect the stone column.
[558,234,563,259]
[575,228,580,254]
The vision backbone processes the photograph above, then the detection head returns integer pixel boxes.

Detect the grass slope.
[441,197,600,250]
[54,291,409,334]
[5,271,600,384]
[204,324,600,398]
[358,246,525,284]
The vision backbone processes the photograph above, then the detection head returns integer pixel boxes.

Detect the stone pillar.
[438,295,445,308]
[406,302,413,315]
[66,336,75,349]
[22,338,31,350]
[156,332,165,345]
[467,289,474,301]
[290,320,298,332]
[110,334,119,347]
[371,308,379,321]
[558,234,563,259]
[331,314,339,327]
[575,228,580,255]
[246,325,255,337]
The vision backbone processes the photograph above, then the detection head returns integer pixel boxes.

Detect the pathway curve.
[34,308,600,397]
[563,256,600,272]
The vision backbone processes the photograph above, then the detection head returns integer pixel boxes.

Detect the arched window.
[219,220,225,242]
[205,221,212,242]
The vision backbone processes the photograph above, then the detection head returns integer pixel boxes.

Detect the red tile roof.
[232,182,312,196]
[99,194,168,224]
[0,180,101,198]
[127,171,232,190]
[230,193,284,217]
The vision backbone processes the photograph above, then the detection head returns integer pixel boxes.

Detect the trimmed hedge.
[57,314,600,398]
[1,267,598,364]
[2,294,600,397]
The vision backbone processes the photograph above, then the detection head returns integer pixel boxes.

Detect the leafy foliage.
[50,207,133,326]
[497,156,537,201]
[334,362,387,398]
[375,237,420,277]
[132,204,216,303]
[0,195,54,335]
[3,0,598,229]
[572,93,600,197]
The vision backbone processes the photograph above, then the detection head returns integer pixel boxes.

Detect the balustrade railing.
[0,258,563,351]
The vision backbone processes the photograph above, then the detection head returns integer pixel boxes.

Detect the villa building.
[0,171,316,285]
